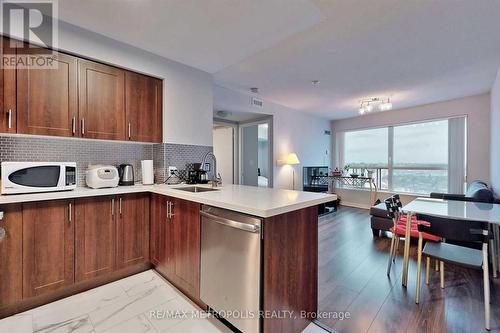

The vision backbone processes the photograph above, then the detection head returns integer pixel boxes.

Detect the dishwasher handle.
[200,211,260,233]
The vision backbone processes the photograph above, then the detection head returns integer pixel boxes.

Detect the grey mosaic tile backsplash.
[0,135,212,186]
[154,143,213,183]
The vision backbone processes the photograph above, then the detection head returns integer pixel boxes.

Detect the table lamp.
[285,153,300,190]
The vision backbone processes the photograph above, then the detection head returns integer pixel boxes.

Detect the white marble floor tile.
[0,314,33,333]
[100,314,156,333]
[301,322,331,333]
[30,282,128,331]
[146,295,200,332]
[0,270,328,333]
[167,318,232,333]
[115,270,155,287]
[89,284,177,332]
[35,315,94,333]
[118,270,165,296]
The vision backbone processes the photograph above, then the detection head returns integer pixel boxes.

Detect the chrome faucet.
[202,152,222,187]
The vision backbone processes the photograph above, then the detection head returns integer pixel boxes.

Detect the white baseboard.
[339,201,370,210]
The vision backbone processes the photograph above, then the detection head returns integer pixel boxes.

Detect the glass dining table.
[401,197,500,287]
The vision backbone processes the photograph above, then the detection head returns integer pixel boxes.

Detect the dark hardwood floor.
[318,206,500,333]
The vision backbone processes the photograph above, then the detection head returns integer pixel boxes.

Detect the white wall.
[5,19,214,145]
[214,85,331,190]
[491,69,500,196]
[332,94,491,208]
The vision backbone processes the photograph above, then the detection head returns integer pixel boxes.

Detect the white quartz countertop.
[0,184,337,218]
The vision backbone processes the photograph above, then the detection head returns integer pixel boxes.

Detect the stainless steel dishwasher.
[200,205,262,333]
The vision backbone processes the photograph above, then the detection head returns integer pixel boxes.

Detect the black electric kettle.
[117,164,134,186]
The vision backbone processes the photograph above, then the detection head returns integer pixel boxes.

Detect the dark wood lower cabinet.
[170,197,201,300]
[75,196,116,282]
[1,194,317,333]
[150,195,202,304]
[262,206,318,333]
[0,195,152,319]
[0,263,150,319]
[150,194,169,272]
[116,193,150,268]
[0,204,23,309]
[22,200,75,298]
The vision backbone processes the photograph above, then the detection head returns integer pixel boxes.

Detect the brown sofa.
[370,202,392,237]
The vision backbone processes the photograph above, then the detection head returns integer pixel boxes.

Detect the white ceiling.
[55,0,322,73]
[56,0,500,120]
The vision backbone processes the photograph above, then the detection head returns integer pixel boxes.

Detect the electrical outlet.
[168,166,178,175]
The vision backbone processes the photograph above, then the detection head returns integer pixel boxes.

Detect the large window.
[344,128,388,167]
[338,118,466,195]
[343,128,389,189]
[393,120,448,194]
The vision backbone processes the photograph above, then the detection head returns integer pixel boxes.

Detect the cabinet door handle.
[68,202,72,224]
[111,198,115,217]
[119,197,122,216]
[169,201,175,218]
[166,201,170,220]
[71,117,76,135]
[81,118,85,135]
[7,109,12,129]
[0,211,4,241]
[128,122,131,139]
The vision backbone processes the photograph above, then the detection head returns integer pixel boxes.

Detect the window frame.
[337,116,466,195]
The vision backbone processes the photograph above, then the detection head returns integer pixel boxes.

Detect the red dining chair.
[385,195,441,276]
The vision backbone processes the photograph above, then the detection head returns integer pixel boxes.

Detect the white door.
[213,126,234,184]
[241,125,259,186]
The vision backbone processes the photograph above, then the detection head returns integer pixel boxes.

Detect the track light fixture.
[358,97,392,114]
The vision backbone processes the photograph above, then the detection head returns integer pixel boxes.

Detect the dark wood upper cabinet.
[0,37,17,133]
[116,193,150,269]
[78,59,125,140]
[0,36,163,141]
[0,204,23,308]
[125,71,162,143]
[17,51,78,137]
[75,196,116,281]
[22,200,74,298]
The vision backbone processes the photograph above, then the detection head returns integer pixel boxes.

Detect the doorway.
[213,123,236,184]
[212,111,273,188]
[239,119,272,187]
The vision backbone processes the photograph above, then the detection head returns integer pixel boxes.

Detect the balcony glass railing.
[340,165,448,195]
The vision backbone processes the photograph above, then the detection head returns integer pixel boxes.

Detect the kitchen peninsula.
[0,184,336,333]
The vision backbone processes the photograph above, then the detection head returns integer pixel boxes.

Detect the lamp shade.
[285,153,300,165]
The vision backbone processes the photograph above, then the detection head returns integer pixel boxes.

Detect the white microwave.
[1,162,77,195]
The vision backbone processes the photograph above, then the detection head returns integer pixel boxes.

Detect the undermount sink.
[173,186,219,193]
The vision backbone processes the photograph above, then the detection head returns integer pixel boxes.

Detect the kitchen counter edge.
[0,184,338,218]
